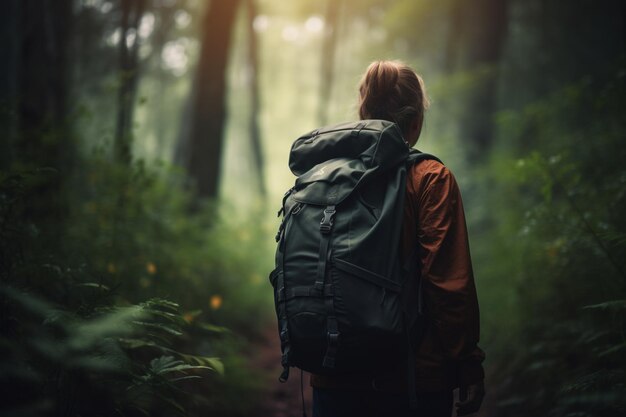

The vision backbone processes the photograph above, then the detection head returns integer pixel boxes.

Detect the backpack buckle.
[320,206,336,234]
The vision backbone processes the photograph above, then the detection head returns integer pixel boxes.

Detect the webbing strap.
[277,270,290,382]
[275,228,291,382]
[314,205,340,369]
[279,333,291,382]
[277,281,291,382]
[313,206,335,293]
[313,236,331,293]
[323,296,340,369]
[276,285,334,303]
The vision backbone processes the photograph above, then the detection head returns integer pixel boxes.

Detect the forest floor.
[246,324,496,417]
[247,325,313,417]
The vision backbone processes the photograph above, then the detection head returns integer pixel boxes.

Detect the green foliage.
[62,151,273,330]
[0,285,219,417]
[484,66,626,416]
[0,158,272,416]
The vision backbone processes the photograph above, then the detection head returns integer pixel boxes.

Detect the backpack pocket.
[330,258,405,371]
[287,309,328,372]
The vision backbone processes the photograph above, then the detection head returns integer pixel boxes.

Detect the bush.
[485,67,626,416]
[0,155,274,416]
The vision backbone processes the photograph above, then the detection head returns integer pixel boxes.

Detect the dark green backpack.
[270,120,440,402]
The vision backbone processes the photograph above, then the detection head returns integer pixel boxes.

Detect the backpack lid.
[288,120,409,205]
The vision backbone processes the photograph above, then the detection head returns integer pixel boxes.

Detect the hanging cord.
[300,369,308,417]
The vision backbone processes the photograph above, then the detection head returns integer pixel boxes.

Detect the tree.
[0,0,20,169]
[115,0,147,164]
[149,3,178,156]
[176,0,241,201]
[317,0,342,126]
[447,0,508,161]
[245,0,267,197]
[15,0,74,171]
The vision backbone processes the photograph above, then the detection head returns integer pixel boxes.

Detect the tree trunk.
[0,0,20,169]
[246,0,266,197]
[8,0,74,235]
[452,0,508,161]
[317,0,341,126]
[114,0,146,165]
[16,0,74,170]
[622,0,626,55]
[443,1,464,72]
[151,4,176,159]
[178,0,241,200]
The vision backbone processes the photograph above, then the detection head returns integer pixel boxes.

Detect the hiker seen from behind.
[270,60,485,417]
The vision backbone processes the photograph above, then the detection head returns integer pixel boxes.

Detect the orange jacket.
[311,159,485,391]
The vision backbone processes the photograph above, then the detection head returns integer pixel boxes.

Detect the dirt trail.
[246,325,496,417]
[248,325,313,417]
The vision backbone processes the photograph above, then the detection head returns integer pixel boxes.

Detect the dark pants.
[312,388,453,417]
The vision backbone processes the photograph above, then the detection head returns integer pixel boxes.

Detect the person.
[309,60,486,417]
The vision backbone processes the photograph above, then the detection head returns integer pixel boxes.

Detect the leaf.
[149,356,183,374]
[67,337,131,372]
[69,305,146,349]
[148,355,212,376]
[169,375,203,382]
[144,309,181,323]
[599,230,626,246]
[599,342,626,357]
[132,321,183,336]
[583,299,626,311]
[179,353,224,376]
[197,322,231,333]
[118,338,158,350]
[141,298,180,312]
[75,282,110,291]
[158,363,212,374]
[1,286,56,319]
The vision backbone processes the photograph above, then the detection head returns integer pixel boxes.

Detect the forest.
[0,0,624,416]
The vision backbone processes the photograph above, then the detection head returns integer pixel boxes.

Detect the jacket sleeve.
[409,161,485,388]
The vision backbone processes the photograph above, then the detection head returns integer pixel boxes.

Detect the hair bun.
[367,61,399,99]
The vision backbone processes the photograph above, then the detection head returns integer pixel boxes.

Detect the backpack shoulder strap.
[404,150,441,411]
[407,149,443,166]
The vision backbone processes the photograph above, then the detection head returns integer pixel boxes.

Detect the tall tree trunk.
[444,1,464,72]
[0,0,20,169]
[151,4,176,159]
[622,0,626,55]
[317,0,341,126]
[246,0,266,197]
[16,0,74,170]
[178,0,241,200]
[451,0,508,161]
[114,0,146,165]
[12,0,74,233]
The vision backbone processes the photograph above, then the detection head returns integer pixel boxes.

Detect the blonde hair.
[358,60,430,137]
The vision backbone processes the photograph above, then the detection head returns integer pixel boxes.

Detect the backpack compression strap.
[317,205,340,369]
[275,195,295,382]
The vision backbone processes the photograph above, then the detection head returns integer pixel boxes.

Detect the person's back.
[309,60,485,417]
